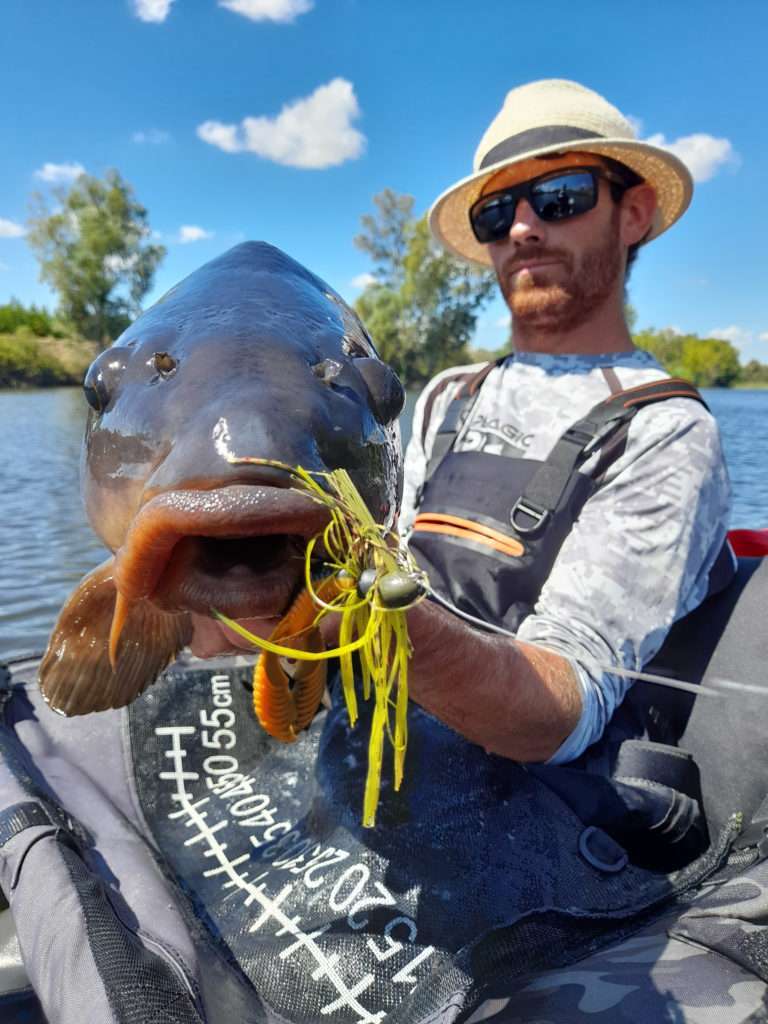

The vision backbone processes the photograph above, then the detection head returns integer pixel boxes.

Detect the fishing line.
[425,586,765,700]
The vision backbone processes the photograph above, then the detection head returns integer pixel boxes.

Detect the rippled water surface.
[0,388,107,660]
[704,388,768,529]
[1,385,766,660]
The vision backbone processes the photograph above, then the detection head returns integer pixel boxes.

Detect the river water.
[1,386,766,661]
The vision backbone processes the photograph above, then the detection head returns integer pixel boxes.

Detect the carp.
[40,242,404,715]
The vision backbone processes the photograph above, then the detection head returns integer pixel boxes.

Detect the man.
[397,78,732,766]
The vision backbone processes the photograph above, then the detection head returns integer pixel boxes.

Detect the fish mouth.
[113,483,332,620]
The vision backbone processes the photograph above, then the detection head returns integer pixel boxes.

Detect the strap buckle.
[563,423,607,459]
[510,499,549,536]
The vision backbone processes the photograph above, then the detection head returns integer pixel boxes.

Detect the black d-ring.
[510,499,550,536]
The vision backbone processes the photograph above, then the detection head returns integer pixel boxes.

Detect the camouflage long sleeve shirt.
[400,349,732,763]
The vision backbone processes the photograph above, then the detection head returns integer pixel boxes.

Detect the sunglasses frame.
[469,165,629,245]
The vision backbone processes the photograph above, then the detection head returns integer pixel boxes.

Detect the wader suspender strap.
[511,378,707,535]
[423,360,501,480]
[422,373,706,536]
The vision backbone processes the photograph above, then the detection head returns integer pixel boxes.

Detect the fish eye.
[82,346,131,413]
[82,368,110,414]
[152,352,177,376]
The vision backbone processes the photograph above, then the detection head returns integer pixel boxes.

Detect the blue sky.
[1,0,766,361]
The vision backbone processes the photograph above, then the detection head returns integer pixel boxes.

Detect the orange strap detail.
[413,513,524,558]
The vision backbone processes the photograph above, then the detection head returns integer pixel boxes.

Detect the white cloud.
[34,162,86,184]
[350,272,376,290]
[759,332,768,343]
[626,114,644,138]
[196,78,365,169]
[132,129,171,144]
[495,314,511,329]
[132,0,174,22]
[197,121,241,153]
[0,218,26,238]
[178,225,214,243]
[645,132,737,183]
[218,0,312,21]
[710,325,752,347]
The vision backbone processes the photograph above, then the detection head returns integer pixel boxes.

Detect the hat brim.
[428,138,694,267]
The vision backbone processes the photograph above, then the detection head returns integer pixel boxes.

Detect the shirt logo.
[460,414,534,456]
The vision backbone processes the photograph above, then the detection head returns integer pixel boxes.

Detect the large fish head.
[83,241,403,550]
[41,242,405,714]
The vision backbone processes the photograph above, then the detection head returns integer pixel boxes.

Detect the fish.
[40,242,404,716]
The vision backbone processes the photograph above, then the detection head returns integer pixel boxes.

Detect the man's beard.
[501,214,623,334]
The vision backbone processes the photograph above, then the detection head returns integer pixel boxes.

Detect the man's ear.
[620,184,658,246]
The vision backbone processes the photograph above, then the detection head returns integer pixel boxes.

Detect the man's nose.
[508,198,545,244]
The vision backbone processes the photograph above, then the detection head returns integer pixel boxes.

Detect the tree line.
[2,173,767,389]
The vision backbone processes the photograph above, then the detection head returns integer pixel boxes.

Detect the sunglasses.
[469,167,627,245]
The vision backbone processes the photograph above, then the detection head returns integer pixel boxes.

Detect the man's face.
[481,153,626,334]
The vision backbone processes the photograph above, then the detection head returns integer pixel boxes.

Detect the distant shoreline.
[2,335,767,391]
[0,333,97,389]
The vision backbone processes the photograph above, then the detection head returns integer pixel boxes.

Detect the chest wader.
[407,367,736,871]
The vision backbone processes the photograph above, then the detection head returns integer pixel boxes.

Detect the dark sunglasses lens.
[531,171,597,222]
[471,192,517,243]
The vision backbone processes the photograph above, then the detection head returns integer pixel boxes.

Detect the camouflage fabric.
[467,929,767,1022]
[401,349,732,764]
[464,852,768,1023]
[468,856,768,1024]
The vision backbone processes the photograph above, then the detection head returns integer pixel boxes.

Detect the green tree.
[0,334,69,388]
[27,169,166,346]
[680,336,741,387]
[354,190,496,387]
[0,299,61,337]
[633,328,686,377]
[740,359,768,386]
[634,328,741,387]
[470,344,508,363]
[355,189,413,289]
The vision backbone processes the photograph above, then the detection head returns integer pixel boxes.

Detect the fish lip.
[139,462,308,506]
[113,483,332,615]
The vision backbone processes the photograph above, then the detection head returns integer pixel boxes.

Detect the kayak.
[0,532,766,1024]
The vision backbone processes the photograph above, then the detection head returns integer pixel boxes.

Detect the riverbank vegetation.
[2,177,766,390]
[0,300,96,388]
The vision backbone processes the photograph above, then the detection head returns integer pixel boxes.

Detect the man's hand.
[319,596,582,763]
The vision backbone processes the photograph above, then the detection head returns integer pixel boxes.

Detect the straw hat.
[429,79,693,267]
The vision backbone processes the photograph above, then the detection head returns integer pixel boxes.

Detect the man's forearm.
[404,599,583,762]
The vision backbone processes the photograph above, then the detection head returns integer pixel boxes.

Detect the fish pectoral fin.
[39,558,192,716]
